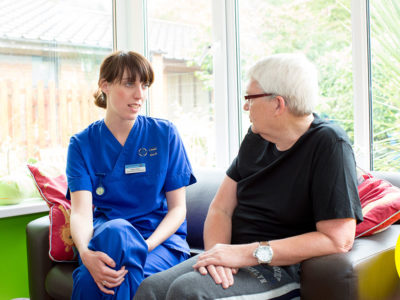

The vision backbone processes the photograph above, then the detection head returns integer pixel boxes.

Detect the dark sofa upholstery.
[26,169,400,300]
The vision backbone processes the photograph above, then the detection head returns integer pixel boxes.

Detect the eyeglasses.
[244,93,274,101]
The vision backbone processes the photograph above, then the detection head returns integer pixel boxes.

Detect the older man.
[134,53,363,299]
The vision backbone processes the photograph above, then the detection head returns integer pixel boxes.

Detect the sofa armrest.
[371,171,400,188]
[301,224,400,300]
[26,215,54,300]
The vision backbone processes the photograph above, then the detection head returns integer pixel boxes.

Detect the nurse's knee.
[105,218,132,231]
[92,218,140,250]
[99,218,133,239]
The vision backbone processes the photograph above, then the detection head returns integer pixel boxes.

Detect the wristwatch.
[253,241,274,264]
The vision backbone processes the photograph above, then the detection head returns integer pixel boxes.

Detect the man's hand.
[197,265,238,289]
[193,243,258,288]
[80,249,128,295]
[193,243,257,269]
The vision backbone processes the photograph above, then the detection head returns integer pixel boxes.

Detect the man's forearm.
[269,218,356,266]
[203,209,233,250]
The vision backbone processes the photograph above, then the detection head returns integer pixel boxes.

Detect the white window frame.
[211,0,241,168]
[113,0,146,54]
[351,0,372,170]
[113,0,150,115]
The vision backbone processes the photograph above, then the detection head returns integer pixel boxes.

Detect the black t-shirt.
[227,115,363,244]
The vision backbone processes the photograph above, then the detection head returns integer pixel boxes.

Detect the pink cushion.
[356,173,400,238]
[27,164,77,261]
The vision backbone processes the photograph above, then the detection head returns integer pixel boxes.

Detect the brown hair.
[93,51,154,108]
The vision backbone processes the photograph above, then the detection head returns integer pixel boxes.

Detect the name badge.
[125,163,146,174]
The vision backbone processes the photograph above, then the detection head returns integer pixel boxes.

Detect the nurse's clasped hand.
[197,264,238,289]
[80,248,128,295]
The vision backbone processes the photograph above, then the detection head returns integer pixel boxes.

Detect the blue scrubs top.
[66,115,196,254]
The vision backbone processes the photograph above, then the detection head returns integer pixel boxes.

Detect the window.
[1,0,399,179]
[146,0,216,168]
[370,0,400,171]
[238,0,354,143]
[0,0,112,176]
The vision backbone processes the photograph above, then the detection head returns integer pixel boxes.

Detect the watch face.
[256,246,273,263]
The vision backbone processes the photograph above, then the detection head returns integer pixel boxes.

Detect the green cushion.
[0,173,40,205]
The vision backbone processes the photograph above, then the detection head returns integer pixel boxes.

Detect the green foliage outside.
[190,0,399,171]
[370,1,400,171]
[254,0,355,141]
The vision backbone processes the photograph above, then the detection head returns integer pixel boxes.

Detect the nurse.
[66,50,196,299]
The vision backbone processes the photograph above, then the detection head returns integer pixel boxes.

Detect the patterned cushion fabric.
[356,173,400,237]
[27,164,77,261]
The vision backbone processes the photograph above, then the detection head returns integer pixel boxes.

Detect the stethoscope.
[95,173,106,196]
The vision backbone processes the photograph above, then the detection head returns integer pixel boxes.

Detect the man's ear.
[274,96,286,115]
[99,79,108,94]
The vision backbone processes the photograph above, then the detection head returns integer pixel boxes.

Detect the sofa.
[26,168,400,300]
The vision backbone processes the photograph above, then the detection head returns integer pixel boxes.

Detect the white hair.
[247,53,318,116]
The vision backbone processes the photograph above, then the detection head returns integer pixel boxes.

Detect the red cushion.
[27,164,77,261]
[356,173,400,237]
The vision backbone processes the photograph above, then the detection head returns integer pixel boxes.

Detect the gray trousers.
[134,255,300,300]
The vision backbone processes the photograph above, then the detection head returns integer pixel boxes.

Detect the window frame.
[351,0,373,170]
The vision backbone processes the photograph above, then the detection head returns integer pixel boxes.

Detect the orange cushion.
[28,164,77,261]
[356,173,400,237]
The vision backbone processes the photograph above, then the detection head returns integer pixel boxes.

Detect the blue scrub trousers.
[71,218,187,300]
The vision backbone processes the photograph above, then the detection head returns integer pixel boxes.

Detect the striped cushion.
[356,174,400,238]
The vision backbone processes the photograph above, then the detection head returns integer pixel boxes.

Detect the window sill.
[0,198,48,218]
